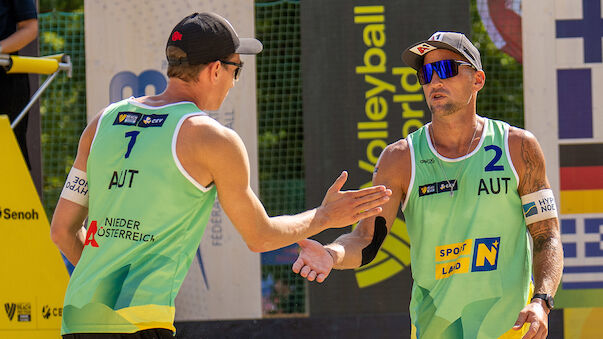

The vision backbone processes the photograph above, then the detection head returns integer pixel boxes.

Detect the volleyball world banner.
[84,0,262,320]
[301,0,471,315]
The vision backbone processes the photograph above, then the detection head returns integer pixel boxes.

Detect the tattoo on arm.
[528,219,563,295]
[530,222,558,253]
[519,136,548,195]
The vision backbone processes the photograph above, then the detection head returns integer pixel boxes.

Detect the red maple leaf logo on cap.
[172,31,183,41]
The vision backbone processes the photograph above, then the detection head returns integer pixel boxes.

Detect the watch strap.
[531,293,553,310]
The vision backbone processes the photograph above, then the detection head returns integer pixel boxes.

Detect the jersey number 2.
[484,145,504,171]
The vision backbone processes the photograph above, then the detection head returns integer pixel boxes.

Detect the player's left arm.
[509,127,563,339]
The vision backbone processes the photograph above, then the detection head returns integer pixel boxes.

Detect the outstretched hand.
[292,239,333,283]
[319,171,391,229]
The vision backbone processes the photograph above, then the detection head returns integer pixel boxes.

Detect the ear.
[207,60,221,84]
[473,70,485,91]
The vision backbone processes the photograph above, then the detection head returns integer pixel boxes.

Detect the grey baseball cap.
[402,32,482,71]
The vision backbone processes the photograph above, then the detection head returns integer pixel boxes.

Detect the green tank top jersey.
[61,98,217,335]
[403,118,531,339]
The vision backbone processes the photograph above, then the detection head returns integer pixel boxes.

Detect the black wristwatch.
[531,294,555,310]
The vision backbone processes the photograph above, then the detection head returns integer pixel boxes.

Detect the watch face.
[547,295,555,309]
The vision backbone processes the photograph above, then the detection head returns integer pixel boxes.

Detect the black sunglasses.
[219,60,243,81]
[417,59,475,85]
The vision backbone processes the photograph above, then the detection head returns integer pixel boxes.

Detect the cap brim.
[236,38,263,54]
[402,40,463,70]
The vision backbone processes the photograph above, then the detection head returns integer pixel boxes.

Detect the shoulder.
[181,115,243,147]
[81,110,104,147]
[375,138,411,186]
[508,126,538,145]
[178,115,248,167]
[382,138,411,159]
[507,126,545,165]
[73,110,103,169]
[507,126,549,194]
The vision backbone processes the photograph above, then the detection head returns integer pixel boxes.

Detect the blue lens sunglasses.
[417,59,475,85]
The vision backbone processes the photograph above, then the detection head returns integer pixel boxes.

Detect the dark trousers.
[0,70,31,168]
[62,328,174,339]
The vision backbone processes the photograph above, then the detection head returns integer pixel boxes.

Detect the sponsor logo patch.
[410,43,436,56]
[172,31,182,41]
[113,112,142,126]
[523,202,538,217]
[419,183,437,196]
[42,305,63,319]
[419,180,458,197]
[436,257,470,279]
[17,303,31,322]
[436,239,473,262]
[138,114,168,128]
[4,303,31,322]
[471,237,501,272]
[434,237,501,279]
[4,303,15,321]
[85,218,157,246]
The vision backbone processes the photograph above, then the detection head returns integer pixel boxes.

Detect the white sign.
[523,0,603,294]
[84,0,261,320]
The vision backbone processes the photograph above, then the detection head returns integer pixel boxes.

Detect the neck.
[430,113,482,158]
[136,78,213,110]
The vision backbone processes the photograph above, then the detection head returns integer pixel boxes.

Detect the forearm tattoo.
[529,219,563,294]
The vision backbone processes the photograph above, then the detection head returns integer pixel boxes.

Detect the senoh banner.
[301,0,470,315]
[84,0,261,320]
[0,116,69,338]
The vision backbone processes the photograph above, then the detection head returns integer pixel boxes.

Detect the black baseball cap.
[402,31,482,71]
[166,12,263,66]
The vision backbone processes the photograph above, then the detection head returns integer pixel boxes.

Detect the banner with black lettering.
[301,0,470,314]
[84,0,261,320]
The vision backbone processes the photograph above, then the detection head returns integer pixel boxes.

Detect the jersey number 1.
[124,131,140,159]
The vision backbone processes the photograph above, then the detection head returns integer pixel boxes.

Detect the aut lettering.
[108,169,139,189]
[477,177,511,195]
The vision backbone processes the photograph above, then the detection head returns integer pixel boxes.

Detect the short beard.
[429,101,462,116]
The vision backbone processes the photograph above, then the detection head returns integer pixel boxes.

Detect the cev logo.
[109,70,167,103]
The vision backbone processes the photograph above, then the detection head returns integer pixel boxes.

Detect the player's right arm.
[178,116,391,253]
[293,139,410,281]
[49,114,99,266]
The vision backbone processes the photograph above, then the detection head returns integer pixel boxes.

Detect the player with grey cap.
[402,31,482,71]
[51,12,391,338]
[292,30,562,339]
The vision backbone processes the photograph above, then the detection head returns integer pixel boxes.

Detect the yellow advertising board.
[0,115,70,337]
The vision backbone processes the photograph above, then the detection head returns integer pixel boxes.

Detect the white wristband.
[521,189,558,225]
[60,167,89,207]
